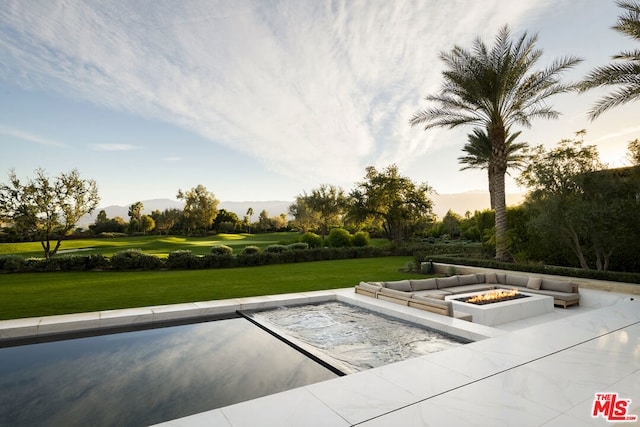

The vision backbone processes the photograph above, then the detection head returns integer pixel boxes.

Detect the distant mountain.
[80,199,292,225]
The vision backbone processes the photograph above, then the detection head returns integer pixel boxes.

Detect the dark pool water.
[0,317,337,427]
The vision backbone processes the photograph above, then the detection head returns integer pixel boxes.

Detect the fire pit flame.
[464,289,520,304]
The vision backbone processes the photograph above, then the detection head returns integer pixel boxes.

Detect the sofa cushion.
[436,276,460,289]
[527,277,542,290]
[379,287,414,299]
[484,272,498,284]
[446,284,493,294]
[410,278,437,291]
[475,273,486,283]
[458,274,479,285]
[384,280,412,292]
[496,273,506,284]
[413,290,450,299]
[541,279,574,293]
[357,281,383,292]
[506,274,529,287]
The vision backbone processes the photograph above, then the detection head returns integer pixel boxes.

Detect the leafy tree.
[517,137,610,269]
[213,209,239,232]
[289,195,319,233]
[177,185,219,235]
[0,168,99,258]
[140,214,155,234]
[291,184,346,240]
[128,201,143,233]
[258,209,271,232]
[579,0,640,119]
[410,25,581,261]
[349,164,434,241]
[152,208,182,235]
[458,128,528,209]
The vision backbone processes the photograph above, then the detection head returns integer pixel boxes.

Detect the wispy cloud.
[0,124,67,147]
[91,144,140,151]
[0,1,549,187]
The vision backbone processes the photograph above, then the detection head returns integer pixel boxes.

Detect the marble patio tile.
[149,409,232,427]
[0,316,40,340]
[220,387,349,427]
[417,342,523,381]
[37,311,101,335]
[99,307,155,328]
[305,370,418,425]
[371,356,473,399]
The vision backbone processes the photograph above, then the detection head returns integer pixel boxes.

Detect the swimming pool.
[0,316,337,426]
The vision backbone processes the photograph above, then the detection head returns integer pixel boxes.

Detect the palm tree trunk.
[491,125,510,262]
[488,169,495,210]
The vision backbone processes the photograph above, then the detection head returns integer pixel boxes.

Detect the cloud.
[0,124,67,147]
[91,144,140,151]
[0,1,550,187]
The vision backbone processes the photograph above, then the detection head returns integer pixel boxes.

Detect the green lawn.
[0,232,389,258]
[0,256,417,320]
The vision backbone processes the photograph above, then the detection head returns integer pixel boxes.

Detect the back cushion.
[542,279,574,293]
[436,276,460,289]
[527,277,542,290]
[410,278,437,291]
[484,272,498,283]
[384,280,412,292]
[506,274,529,287]
[458,274,479,285]
[496,273,507,284]
[475,273,486,283]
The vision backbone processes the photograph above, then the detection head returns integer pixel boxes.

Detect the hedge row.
[0,245,391,273]
[415,254,640,285]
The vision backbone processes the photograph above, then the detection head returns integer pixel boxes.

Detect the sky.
[1,0,639,210]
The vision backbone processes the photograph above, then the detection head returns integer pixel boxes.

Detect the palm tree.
[579,1,640,119]
[410,25,581,261]
[458,128,529,210]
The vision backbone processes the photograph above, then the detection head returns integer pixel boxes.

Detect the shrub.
[327,228,352,248]
[265,244,289,253]
[352,231,370,247]
[0,255,25,273]
[167,250,201,270]
[111,249,163,270]
[210,245,233,255]
[241,245,261,255]
[299,232,322,248]
[287,242,309,251]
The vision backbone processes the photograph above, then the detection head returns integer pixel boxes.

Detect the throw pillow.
[527,277,542,290]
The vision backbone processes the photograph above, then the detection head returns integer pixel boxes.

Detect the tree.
[153,208,182,235]
[291,184,346,241]
[0,168,99,258]
[128,202,143,233]
[458,128,529,209]
[258,209,271,232]
[213,209,239,232]
[517,137,607,269]
[579,1,640,119]
[140,214,155,234]
[410,25,581,261]
[177,185,219,235]
[348,164,434,241]
[246,207,254,233]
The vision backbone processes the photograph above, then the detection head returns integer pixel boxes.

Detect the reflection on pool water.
[0,317,337,427]
[249,301,467,374]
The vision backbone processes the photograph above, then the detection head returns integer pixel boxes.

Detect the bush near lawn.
[0,245,395,273]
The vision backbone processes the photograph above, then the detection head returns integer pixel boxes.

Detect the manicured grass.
[0,232,390,258]
[0,256,418,320]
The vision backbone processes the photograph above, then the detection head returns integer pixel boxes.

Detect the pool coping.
[0,288,504,344]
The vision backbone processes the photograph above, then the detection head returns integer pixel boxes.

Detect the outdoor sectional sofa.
[355,271,580,320]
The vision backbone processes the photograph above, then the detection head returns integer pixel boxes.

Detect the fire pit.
[455,289,529,305]
[446,290,554,326]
